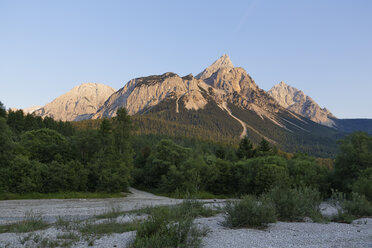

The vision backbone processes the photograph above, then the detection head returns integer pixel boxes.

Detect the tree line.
[0,102,133,193]
[0,101,370,205]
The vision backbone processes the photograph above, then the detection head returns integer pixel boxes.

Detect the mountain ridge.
[268,81,336,127]
[27,54,371,156]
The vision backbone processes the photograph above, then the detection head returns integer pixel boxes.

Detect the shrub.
[352,168,372,201]
[330,191,372,222]
[263,186,322,221]
[132,200,209,248]
[223,195,277,228]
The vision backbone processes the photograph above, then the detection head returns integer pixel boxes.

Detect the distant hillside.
[332,119,372,135]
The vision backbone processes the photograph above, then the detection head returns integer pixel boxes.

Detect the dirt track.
[0,188,181,224]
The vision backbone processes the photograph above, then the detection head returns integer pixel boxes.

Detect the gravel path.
[0,188,181,224]
[0,188,371,247]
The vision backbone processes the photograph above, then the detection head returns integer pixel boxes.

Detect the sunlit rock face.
[34,83,115,121]
[268,81,336,127]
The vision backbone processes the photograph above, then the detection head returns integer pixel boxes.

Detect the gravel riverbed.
[0,188,371,248]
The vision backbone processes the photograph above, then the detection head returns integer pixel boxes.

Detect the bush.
[333,132,372,193]
[132,200,209,248]
[234,156,289,195]
[263,186,322,221]
[330,191,372,222]
[287,154,331,196]
[223,195,277,228]
[352,168,372,201]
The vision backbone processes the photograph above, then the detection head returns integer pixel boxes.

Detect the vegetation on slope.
[0,100,371,222]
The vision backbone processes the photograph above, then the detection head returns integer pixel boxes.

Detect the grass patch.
[131,200,209,248]
[79,221,138,235]
[0,192,124,200]
[0,212,49,233]
[55,217,73,231]
[95,206,124,219]
[137,199,219,218]
[223,195,277,228]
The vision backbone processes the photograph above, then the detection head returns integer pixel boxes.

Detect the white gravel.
[0,188,371,248]
[0,188,181,225]
[198,214,372,248]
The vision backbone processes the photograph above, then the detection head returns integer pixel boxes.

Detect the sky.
[0,0,371,118]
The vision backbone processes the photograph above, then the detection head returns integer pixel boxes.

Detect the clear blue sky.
[1,0,371,118]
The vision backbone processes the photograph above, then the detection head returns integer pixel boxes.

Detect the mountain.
[92,72,210,118]
[268,82,372,135]
[90,55,342,157]
[196,54,234,80]
[34,83,115,121]
[23,106,42,114]
[332,119,372,135]
[268,82,336,127]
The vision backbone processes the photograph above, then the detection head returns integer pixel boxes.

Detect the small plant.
[263,186,322,221]
[0,211,49,233]
[330,191,372,223]
[79,220,137,236]
[138,199,218,218]
[55,217,71,231]
[96,206,123,220]
[131,200,209,248]
[223,195,277,228]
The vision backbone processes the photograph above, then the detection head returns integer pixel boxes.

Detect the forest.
[0,101,371,207]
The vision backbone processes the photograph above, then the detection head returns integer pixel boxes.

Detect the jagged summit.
[268,82,336,127]
[213,54,234,68]
[196,54,234,80]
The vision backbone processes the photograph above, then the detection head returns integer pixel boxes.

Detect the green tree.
[0,117,14,192]
[99,118,112,153]
[288,154,330,196]
[352,168,372,201]
[136,139,192,189]
[235,156,289,195]
[9,155,46,193]
[113,108,133,158]
[237,136,255,159]
[20,128,67,163]
[7,109,25,134]
[258,138,271,153]
[0,101,6,118]
[333,132,372,192]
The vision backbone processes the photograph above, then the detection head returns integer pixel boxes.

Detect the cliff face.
[92,72,211,118]
[34,83,115,121]
[268,81,336,127]
[94,55,283,117]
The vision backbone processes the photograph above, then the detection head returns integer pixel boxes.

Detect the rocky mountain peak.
[34,82,115,121]
[196,54,234,80]
[213,54,234,68]
[268,82,336,127]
